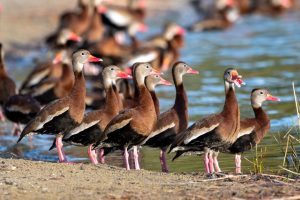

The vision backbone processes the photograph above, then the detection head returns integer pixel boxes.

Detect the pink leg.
[97,148,105,164]
[0,109,5,122]
[203,152,210,173]
[208,151,215,173]
[12,123,21,136]
[213,151,221,173]
[56,135,68,163]
[124,146,130,170]
[88,145,98,165]
[160,149,169,173]
[235,154,242,174]
[133,146,140,170]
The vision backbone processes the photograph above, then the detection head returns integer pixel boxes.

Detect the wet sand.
[1,155,300,200]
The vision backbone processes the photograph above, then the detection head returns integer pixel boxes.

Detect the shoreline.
[1,156,300,199]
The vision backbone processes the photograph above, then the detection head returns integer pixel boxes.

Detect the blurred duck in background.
[189,0,240,31]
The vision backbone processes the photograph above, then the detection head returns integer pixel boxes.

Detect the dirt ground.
[1,1,300,199]
[0,155,300,200]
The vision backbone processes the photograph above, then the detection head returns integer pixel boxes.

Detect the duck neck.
[173,72,188,131]
[70,71,86,99]
[221,81,240,142]
[149,89,160,116]
[137,85,155,112]
[0,52,6,76]
[222,82,239,117]
[112,84,123,111]
[104,84,120,115]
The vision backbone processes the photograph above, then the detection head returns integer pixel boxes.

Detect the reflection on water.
[1,10,300,173]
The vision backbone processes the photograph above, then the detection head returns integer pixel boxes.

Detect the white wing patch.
[127,52,157,66]
[64,120,100,139]
[27,69,50,87]
[140,122,175,145]
[36,106,69,130]
[237,126,255,138]
[184,123,219,144]
[106,10,131,26]
[106,118,132,135]
[6,105,32,114]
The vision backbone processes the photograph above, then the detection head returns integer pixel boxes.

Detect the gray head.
[251,88,280,108]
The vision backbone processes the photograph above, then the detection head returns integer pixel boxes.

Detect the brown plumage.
[17,49,102,163]
[0,43,16,121]
[228,88,280,173]
[21,50,75,105]
[169,68,245,174]
[141,62,198,172]
[57,66,131,164]
[93,63,160,170]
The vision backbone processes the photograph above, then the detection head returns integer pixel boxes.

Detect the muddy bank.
[0,155,300,200]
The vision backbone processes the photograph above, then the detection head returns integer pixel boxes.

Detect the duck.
[53,66,132,164]
[21,30,81,95]
[89,21,147,66]
[45,0,92,46]
[0,43,17,122]
[169,68,245,174]
[26,50,75,105]
[228,88,280,173]
[189,0,239,32]
[17,49,102,163]
[236,0,296,15]
[3,94,41,136]
[98,0,146,33]
[93,63,160,170]
[141,62,199,173]
[142,22,185,50]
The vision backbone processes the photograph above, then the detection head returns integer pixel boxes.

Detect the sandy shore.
[0,155,300,200]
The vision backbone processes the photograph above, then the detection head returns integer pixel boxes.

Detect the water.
[1,8,300,173]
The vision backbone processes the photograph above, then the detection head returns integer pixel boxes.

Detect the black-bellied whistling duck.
[89,21,147,66]
[125,73,172,169]
[0,43,16,122]
[145,74,173,116]
[17,49,102,163]
[53,66,132,164]
[27,50,75,105]
[143,22,185,50]
[236,0,296,15]
[21,30,81,95]
[141,62,199,173]
[82,1,105,45]
[58,0,90,29]
[169,68,245,174]
[93,63,160,170]
[46,0,91,45]
[98,0,146,32]
[228,88,280,173]
[4,95,41,135]
[189,0,239,32]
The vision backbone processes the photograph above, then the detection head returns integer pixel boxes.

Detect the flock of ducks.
[0,0,283,174]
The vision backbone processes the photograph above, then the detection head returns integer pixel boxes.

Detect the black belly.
[63,125,102,146]
[184,130,232,152]
[4,110,38,124]
[104,123,146,147]
[228,133,256,154]
[35,89,57,105]
[145,128,176,150]
[35,111,79,135]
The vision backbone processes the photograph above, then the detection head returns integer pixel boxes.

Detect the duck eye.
[146,65,150,69]
[183,64,187,67]
[260,91,264,94]
[110,68,114,71]
[81,52,85,55]
[227,71,230,75]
